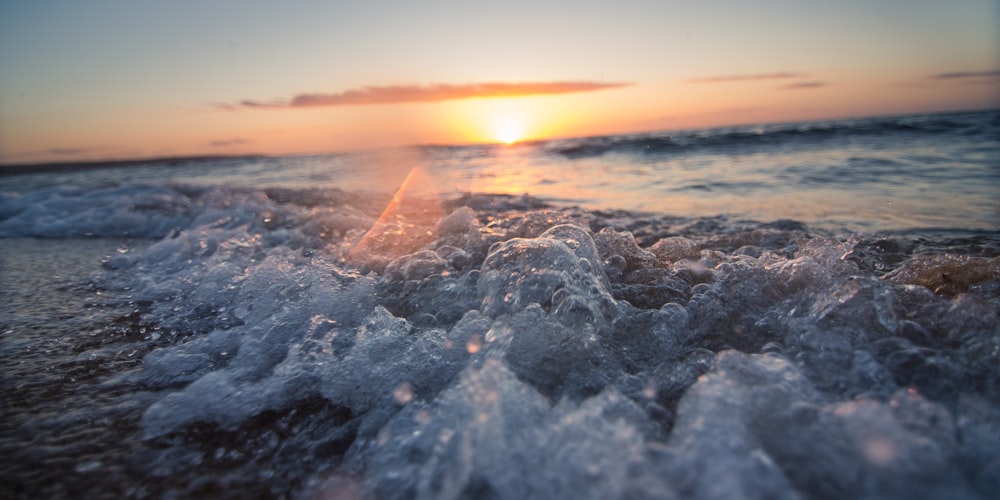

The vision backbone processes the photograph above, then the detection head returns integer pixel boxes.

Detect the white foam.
[32,187,992,498]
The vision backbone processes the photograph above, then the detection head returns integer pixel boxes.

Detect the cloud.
[778,81,828,90]
[685,72,807,84]
[223,81,631,110]
[929,70,1000,80]
[209,137,251,147]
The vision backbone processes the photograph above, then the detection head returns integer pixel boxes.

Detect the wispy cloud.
[222,81,631,110]
[778,81,828,90]
[209,137,251,147]
[685,72,807,84]
[929,70,1000,80]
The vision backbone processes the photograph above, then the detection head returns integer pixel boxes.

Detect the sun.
[450,99,540,145]
[492,119,525,145]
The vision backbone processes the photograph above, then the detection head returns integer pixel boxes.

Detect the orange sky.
[1,1,998,165]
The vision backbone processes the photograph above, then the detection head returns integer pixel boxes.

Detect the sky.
[1,0,998,164]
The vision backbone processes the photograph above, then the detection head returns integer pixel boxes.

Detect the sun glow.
[492,119,525,145]
[445,96,589,146]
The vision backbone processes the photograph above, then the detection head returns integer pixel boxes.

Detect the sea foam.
[49,185,993,498]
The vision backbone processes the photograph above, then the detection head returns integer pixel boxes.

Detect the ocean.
[1,109,999,498]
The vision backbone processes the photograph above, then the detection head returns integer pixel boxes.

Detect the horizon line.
[3,106,996,170]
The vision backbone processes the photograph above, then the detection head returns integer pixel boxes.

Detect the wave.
[548,110,998,159]
[2,179,1000,497]
[3,108,998,497]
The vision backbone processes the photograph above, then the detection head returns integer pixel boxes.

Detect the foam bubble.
[19,186,992,497]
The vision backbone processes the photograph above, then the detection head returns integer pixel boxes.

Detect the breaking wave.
[2,181,998,498]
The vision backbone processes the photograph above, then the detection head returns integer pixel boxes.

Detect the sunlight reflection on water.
[4,111,996,232]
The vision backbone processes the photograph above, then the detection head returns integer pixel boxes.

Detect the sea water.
[1,109,998,498]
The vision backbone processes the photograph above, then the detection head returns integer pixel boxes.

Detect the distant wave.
[0,155,268,176]
[548,110,997,159]
[2,109,996,234]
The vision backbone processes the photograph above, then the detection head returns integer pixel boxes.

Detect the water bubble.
[393,382,414,405]
[466,334,483,354]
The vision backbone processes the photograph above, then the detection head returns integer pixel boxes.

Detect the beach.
[1,110,999,498]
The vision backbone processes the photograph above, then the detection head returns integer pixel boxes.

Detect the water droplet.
[466,334,482,354]
[393,382,413,405]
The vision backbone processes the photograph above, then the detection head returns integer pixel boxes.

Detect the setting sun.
[493,120,524,144]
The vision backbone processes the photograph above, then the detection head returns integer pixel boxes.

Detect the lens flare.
[345,166,442,265]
